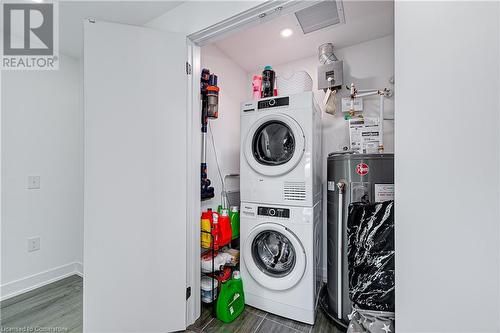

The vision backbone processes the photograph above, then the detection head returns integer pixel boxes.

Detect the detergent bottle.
[216,270,245,323]
[212,211,220,250]
[229,206,240,240]
[218,209,232,247]
[200,209,213,248]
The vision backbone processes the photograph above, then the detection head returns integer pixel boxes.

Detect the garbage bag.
[347,200,394,312]
[346,308,395,333]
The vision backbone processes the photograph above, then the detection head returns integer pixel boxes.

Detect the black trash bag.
[347,200,394,312]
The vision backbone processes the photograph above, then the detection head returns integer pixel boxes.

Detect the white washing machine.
[240,201,323,324]
[240,92,322,207]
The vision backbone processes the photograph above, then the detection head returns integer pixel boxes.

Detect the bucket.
[201,276,219,303]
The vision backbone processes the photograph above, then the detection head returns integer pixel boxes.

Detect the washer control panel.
[258,96,289,110]
[257,206,290,218]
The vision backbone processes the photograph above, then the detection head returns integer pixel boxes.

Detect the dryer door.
[243,223,306,291]
[244,114,305,176]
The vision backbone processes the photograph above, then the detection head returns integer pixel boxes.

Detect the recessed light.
[280,28,293,38]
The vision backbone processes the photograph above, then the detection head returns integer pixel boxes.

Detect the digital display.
[257,206,290,218]
[258,97,289,110]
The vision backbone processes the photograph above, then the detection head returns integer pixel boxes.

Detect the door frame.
[184,0,328,326]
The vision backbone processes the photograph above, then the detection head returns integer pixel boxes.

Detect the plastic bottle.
[212,211,220,250]
[201,209,213,248]
[218,209,232,247]
[216,270,245,323]
[252,75,262,100]
[261,65,276,98]
[229,206,240,240]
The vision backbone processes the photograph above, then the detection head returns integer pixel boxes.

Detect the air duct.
[318,43,343,90]
[319,43,338,64]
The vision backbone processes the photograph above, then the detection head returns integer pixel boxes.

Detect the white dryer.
[240,92,322,207]
[240,202,323,324]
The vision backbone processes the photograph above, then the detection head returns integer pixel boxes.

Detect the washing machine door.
[243,223,306,291]
[244,114,305,176]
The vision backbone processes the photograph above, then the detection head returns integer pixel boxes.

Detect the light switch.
[27,175,40,189]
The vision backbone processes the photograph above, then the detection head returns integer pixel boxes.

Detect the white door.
[83,21,187,332]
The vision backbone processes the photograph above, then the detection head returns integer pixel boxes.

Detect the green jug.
[216,271,245,323]
[229,206,240,240]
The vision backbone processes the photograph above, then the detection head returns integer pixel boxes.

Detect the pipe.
[379,93,385,153]
[319,43,338,65]
[336,181,346,320]
[201,132,207,163]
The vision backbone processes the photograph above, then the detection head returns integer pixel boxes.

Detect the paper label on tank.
[327,181,335,191]
[375,184,394,202]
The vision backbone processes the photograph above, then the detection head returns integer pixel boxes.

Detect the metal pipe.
[201,132,207,163]
[319,43,338,64]
[379,94,385,153]
[336,181,346,320]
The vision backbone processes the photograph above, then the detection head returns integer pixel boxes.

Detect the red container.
[212,211,221,250]
[218,209,232,247]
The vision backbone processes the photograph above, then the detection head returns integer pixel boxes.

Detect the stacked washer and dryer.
[239,91,323,324]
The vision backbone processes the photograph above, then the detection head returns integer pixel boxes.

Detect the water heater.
[325,152,394,325]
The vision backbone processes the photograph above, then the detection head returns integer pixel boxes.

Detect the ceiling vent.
[294,1,345,34]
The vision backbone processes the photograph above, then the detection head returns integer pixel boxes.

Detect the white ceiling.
[59,1,183,59]
[214,1,394,72]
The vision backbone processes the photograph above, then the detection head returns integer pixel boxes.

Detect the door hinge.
[186,62,192,75]
[186,286,191,300]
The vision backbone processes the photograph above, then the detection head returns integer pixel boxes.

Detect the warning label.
[375,184,395,202]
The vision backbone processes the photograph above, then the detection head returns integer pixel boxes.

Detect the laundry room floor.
[187,302,343,333]
[0,275,83,332]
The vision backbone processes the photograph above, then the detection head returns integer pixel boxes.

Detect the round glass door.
[252,230,296,277]
[252,121,295,166]
[243,223,306,291]
[244,114,305,177]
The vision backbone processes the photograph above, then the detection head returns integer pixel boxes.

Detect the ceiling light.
[280,28,293,38]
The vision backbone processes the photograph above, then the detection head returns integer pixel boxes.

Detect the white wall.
[1,54,83,299]
[247,35,395,278]
[395,2,500,332]
[146,1,265,35]
[200,44,249,211]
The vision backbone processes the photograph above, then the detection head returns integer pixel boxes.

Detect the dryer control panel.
[258,206,290,218]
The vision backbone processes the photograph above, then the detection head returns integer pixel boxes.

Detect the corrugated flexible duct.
[319,43,338,65]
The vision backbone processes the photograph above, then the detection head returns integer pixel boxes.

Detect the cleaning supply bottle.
[252,75,262,99]
[218,209,232,247]
[216,270,245,323]
[212,211,220,250]
[262,65,276,98]
[201,209,213,248]
[229,206,240,240]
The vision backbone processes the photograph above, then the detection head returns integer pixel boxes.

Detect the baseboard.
[74,262,84,277]
[1,262,84,301]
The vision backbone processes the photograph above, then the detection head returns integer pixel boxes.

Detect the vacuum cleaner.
[200,68,220,200]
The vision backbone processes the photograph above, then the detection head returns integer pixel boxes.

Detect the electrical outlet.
[28,237,40,252]
[27,175,41,189]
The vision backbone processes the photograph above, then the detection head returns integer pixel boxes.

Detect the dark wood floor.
[1,275,342,333]
[187,301,343,333]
